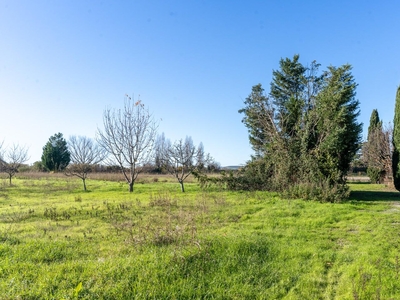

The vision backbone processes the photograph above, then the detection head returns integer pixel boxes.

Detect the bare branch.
[362,123,393,182]
[1,143,29,185]
[65,136,107,191]
[97,96,158,192]
[160,136,213,192]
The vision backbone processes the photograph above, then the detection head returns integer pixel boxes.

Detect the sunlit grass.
[0,176,400,298]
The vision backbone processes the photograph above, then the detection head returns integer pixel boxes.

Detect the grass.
[0,174,400,298]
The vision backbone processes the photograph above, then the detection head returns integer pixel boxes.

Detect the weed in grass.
[1,208,35,223]
[149,191,177,207]
[111,192,199,248]
[0,225,20,245]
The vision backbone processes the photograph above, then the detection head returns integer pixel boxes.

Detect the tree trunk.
[179,181,185,192]
[82,178,87,191]
[129,181,134,192]
[9,174,12,186]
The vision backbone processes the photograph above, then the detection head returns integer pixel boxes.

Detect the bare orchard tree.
[0,144,29,185]
[97,96,158,192]
[161,136,213,192]
[65,135,107,191]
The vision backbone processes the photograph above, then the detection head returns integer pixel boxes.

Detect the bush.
[367,167,383,184]
[283,180,349,203]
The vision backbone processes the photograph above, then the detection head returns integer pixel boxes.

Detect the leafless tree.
[362,123,393,183]
[160,136,213,192]
[97,96,158,192]
[65,135,107,191]
[0,144,29,185]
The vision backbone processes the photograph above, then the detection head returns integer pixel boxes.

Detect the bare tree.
[161,136,213,192]
[0,144,29,185]
[97,96,158,192]
[362,123,393,183]
[65,136,107,191]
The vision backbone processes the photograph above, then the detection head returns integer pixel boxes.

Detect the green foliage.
[238,84,270,155]
[393,86,400,190]
[365,109,384,183]
[314,65,362,181]
[238,56,362,201]
[368,109,381,135]
[31,160,46,172]
[367,167,382,184]
[41,133,71,172]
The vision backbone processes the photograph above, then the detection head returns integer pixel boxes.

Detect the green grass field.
[1,174,400,299]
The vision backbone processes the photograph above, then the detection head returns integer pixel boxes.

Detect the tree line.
[2,54,400,201]
[198,55,400,201]
[360,87,400,190]
[0,97,218,192]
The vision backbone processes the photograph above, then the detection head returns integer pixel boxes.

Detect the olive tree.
[65,135,106,191]
[97,96,158,192]
[0,144,29,185]
[160,136,213,192]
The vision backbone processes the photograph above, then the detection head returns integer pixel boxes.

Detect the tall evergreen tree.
[392,86,400,190]
[41,133,71,172]
[270,54,307,137]
[368,109,381,135]
[365,109,384,183]
[238,84,271,156]
[313,64,362,184]
[238,56,362,201]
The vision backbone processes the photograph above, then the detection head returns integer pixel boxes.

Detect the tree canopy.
[41,133,71,172]
[238,55,362,201]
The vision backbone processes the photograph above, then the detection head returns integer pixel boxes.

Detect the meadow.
[1,173,400,299]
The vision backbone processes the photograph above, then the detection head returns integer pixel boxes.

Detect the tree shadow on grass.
[348,190,400,202]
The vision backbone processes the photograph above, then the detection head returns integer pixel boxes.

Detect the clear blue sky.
[1,1,399,166]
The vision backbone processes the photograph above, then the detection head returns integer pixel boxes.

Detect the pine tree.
[392,86,400,190]
[41,133,71,172]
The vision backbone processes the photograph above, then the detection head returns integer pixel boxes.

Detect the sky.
[1,0,400,167]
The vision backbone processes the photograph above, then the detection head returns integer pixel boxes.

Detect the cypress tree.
[368,109,381,135]
[366,109,383,183]
[393,87,400,190]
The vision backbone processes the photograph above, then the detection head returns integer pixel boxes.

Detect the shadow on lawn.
[348,190,400,202]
